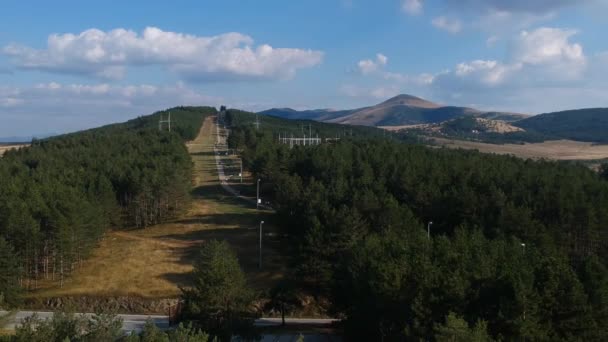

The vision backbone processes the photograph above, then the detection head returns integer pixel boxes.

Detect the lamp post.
[427,221,433,240]
[256,178,261,209]
[259,221,265,269]
[240,159,243,183]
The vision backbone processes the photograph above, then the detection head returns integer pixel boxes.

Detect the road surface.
[214,115,272,209]
[1,310,336,333]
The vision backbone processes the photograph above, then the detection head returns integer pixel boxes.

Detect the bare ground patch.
[432,138,608,161]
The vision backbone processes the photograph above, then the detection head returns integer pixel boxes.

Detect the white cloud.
[2,27,324,81]
[431,16,463,34]
[357,53,388,75]
[511,28,584,65]
[432,27,587,93]
[345,27,605,113]
[402,0,423,15]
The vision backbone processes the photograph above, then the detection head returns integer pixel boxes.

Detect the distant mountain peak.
[381,94,441,109]
[259,94,526,127]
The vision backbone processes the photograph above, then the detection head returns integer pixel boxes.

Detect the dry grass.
[0,144,28,156]
[432,138,608,161]
[29,117,286,300]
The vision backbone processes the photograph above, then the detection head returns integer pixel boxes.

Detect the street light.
[521,243,526,252]
[427,221,433,240]
[259,221,265,269]
[256,178,261,209]
[239,159,243,183]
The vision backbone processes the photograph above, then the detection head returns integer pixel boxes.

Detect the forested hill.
[226,108,390,139]
[229,116,608,340]
[514,108,608,143]
[0,106,215,302]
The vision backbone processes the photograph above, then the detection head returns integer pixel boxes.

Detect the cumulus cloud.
[432,27,587,93]
[432,16,463,34]
[356,53,434,87]
[402,0,423,15]
[345,27,604,113]
[2,27,324,81]
[511,28,584,65]
[357,53,388,75]
[424,27,608,112]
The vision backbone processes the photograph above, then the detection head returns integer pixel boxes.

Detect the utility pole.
[259,221,265,269]
[257,178,261,209]
[254,114,260,130]
[427,221,433,240]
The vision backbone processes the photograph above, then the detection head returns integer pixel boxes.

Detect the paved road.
[1,310,336,333]
[213,115,272,209]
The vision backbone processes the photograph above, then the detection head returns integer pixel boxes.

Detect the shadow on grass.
[175,212,266,227]
[191,183,255,210]
[190,151,219,157]
[160,272,194,289]
[159,224,285,277]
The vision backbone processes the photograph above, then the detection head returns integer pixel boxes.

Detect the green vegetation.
[0,107,215,301]
[230,112,608,340]
[3,312,210,342]
[515,108,608,143]
[0,238,21,307]
[228,109,386,139]
[180,240,256,341]
[11,312,122,342]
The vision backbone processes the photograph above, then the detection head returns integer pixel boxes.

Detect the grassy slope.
[28,116,285,299]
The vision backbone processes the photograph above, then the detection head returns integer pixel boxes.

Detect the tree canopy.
[228,111,608,340]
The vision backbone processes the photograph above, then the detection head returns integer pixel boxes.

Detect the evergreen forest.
[0,107,216,303]
[227,109,608,341]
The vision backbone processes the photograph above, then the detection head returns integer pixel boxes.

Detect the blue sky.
[1,0,607,136]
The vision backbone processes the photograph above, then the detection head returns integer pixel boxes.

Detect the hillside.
[0,106,215,303]
[259,108,355,122]
[260,94,526,127]
[227,108,387,139]
[515,108,608,143]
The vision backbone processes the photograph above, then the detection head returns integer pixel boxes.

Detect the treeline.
[0,107,214,303]
[226,109,422,153]
[515,108,608,143]
[229,114,608,340]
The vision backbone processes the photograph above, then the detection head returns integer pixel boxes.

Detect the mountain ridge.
[260,94,527,127]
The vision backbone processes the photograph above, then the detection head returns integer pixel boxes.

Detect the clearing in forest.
[29,116,285,299]
[431,137,608,161]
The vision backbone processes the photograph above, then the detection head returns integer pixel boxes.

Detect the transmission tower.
[254,114,261,130]
[159,112,171,132]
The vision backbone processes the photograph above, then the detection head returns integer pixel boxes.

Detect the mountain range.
[260,94,528,127]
